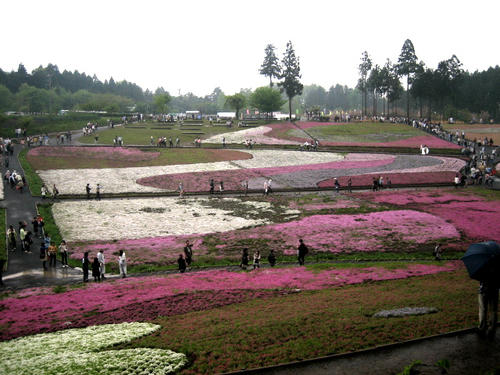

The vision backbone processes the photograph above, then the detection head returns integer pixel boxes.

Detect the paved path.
[1,144,81,287]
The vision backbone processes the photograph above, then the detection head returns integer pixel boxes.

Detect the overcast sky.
[2,0,499,96]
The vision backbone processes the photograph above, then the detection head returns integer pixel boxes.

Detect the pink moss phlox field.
[69,237,205,265]
[264,210,459,254]
[0,262,460,340]
[136,155,395,191]
[289,200,362,211]
[28,146,160,161]
[318,172,457,188]
[69,209,460,264]
[357,190,500,242]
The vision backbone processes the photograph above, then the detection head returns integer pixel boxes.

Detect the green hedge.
[18,148,44,196]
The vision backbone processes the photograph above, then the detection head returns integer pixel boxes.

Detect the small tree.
[225,93,246,120]
[278,41,303,121]
[249,87,285,118]
[396,39,419,122]
[259,44,281,87]
[153,93,171,114]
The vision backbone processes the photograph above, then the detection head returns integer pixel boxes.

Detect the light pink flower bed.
[28,146,160,161]
[69,209,460,264]
[137,155,396,191]
[0,262,460,340]
[357,190,500,243]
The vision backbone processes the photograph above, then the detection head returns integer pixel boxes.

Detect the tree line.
[357,39,500,122]
[1,41,499,121]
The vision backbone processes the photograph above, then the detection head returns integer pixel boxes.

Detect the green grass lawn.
[298,122,424,143]
[78,121,242,146]
[126,269,477,374]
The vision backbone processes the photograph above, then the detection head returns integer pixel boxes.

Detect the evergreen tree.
[259,44,281,87]
[357,51,372,118]
[396,39,419,122]
[278,41,303,121]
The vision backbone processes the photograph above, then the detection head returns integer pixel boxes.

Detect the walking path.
[1,144,81,287]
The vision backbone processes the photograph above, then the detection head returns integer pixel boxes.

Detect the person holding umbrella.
[462,241,500,338]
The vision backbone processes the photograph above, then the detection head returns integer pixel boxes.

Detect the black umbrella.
[461,241,500,281]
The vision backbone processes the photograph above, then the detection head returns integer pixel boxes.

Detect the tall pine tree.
[259,44,281,87]
[279,41,303,121]
[396,39,419,123]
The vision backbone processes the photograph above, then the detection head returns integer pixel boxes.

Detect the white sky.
[2,0,499,96]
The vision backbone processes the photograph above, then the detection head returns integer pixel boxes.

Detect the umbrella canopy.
[461,241,500,281]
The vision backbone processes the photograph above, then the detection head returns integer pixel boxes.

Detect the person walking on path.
[31,216,39,239]
[96,183,101,201]
[92,257,101,282]
[19,224,27,252]
[209,179,215,194]
[59,240,68,268]
[240,248,249,270]
[219,180,224,195]
[82,252,90,282]
[478,260,499,339]
[268,249,276,267]
[7,225,17,252]
[41,184,47,199]
[347,177,352,193]
[297,239,309,266]
[183,240,193,269]
[334,178,340,193]
[47,242,57,267]
[253,250,261,269]
[52,184,59,201]
[97,249,106,280]
[40,243,48,270]
[86,183,91,199]
[118,250,127,278]
[178,254,187,273]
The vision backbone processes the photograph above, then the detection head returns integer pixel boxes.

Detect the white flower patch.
[52,197,275,241]
[0,322,187,375]
[232,150,344,169]
[38,150,345,194]
[204,125,299,145]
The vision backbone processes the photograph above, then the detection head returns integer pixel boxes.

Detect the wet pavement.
[1,143,81,288]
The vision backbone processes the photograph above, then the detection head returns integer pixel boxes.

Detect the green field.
[297,122,423,143]
[78,121,248,146]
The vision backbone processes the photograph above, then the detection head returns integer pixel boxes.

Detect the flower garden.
[32,147,464,194]
[206,121,461,149]
[5,122,499,374]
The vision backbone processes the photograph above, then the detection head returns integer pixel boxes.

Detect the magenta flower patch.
[357,190,500,243]
[0,262,461,340]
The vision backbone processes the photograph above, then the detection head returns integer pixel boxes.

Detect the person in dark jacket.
[178,254,187,273]
[298,239,309,266]
[268,249,276,267]
[92,257,101,282]
[240,248,249,270]
[82,252,90,282]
